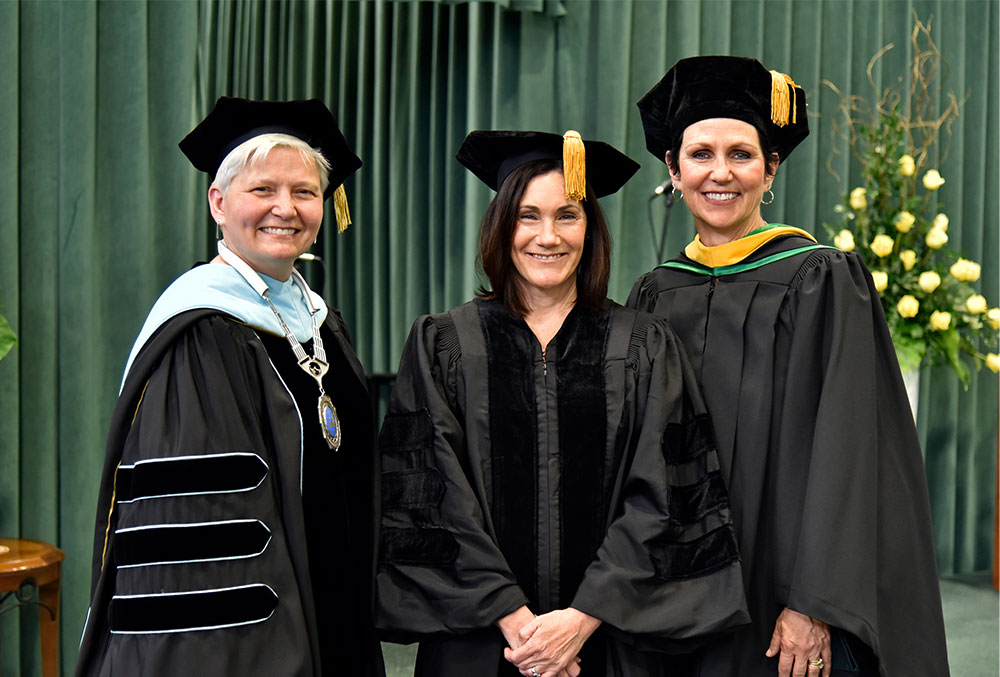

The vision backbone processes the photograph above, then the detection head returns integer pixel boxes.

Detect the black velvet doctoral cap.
[179,96,362,200]
[637,56,809,164]
[456,130,640,198]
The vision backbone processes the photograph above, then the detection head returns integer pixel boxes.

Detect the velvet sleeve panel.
[376,313,529,641]
[572,310,749,642]
[76,312,319,676]
[777,250,948,676]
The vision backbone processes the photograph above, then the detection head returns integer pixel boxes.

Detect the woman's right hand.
[497,606,536,651]
[765,607,831,677]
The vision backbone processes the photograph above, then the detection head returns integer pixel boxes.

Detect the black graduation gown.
[75,308,384,677]
[627,233,949,676]
[376,299,750,676]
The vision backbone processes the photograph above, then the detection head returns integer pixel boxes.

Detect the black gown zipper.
[703,277,719,356]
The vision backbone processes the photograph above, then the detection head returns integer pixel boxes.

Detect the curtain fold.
[1,1,994,673]
[1,3,200,675]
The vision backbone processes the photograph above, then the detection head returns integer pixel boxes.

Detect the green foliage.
[0,312,15,362]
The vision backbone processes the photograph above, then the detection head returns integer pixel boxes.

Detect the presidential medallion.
[319,394,341,451]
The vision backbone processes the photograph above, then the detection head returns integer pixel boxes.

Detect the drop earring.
[216,222,223,240]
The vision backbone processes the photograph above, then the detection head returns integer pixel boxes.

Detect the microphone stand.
[646,189,678,265]
[296,252,327,297]
[657,191,676,263]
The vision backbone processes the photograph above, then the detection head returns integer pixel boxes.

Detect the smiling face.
[209,146,324,280]
[670,118,775,245]
[510,170,587,304]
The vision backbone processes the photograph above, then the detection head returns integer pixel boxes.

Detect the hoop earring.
[760,190,775,205]
[672,188,683,200]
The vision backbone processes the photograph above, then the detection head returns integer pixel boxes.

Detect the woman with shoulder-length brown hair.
[376,130,750,677]
[477,153,612,317]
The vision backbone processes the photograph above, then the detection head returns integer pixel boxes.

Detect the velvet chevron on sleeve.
[76,310,383,677]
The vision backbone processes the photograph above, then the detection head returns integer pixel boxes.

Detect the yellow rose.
[933,213,949,231]
[929,310,952,331]
[987,354,1000,374]
[869,234,894,258]
[966,294,988,314]
[922,169,946,191]
[849,187,868,210]
[833,229,856,252]
[967,261,981,281]
[897,295,919,318]
[925,226,949,249]
[893,211,916,233]
[898,154,915,176]
[871,271,888,293]
[987,307,1000,330]
[949,258,981,282]
[917,271,941,293]
[899,249,917,271]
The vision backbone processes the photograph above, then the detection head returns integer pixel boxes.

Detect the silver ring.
[531,667,540,677]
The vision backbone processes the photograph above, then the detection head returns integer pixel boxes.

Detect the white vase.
[901,367,920,422]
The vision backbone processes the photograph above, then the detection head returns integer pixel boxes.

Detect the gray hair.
[212,133,332,195]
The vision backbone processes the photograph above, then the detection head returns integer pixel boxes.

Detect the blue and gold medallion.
[318,394,341,451]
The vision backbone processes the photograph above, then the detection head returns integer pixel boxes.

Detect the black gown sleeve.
[776,251,948,676]
[376,315,530,640]
[76,314,319,676]
[571,316,750,641]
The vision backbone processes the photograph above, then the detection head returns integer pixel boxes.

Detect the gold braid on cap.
[769,70,801,128]
[562,130,586,200]
[333,184,352,233]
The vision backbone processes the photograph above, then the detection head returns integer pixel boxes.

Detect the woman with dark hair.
[628,56,948,676]
[376,130,749,677]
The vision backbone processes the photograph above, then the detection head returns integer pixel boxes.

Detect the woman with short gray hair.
[76,97,384,677]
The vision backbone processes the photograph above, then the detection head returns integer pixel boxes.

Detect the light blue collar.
[121,261,327,390]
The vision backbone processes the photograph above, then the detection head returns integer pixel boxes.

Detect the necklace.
[217,241,341,450]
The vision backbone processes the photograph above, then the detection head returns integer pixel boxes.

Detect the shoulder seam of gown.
[430,314,461,363]
[627,313,657,370]
[791,248,845,286]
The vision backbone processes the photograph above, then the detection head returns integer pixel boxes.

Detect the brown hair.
[476,159,611,317]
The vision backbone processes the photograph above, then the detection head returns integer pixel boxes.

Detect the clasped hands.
[497,605,600,677]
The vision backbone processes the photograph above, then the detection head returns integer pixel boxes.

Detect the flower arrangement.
[824,17,998,386]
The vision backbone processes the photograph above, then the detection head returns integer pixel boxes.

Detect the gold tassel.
[769,70,801,127]
[333,184,352,233]
[562,130,586,200]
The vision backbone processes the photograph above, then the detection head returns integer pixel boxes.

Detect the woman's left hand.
[504,608,600,677]
[765,607,831,677]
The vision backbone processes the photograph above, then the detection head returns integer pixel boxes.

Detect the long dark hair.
[476,158,611,318]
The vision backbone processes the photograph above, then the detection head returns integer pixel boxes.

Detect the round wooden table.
[0,538,65,677]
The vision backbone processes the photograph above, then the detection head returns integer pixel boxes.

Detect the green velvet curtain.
[0,1,995,674]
